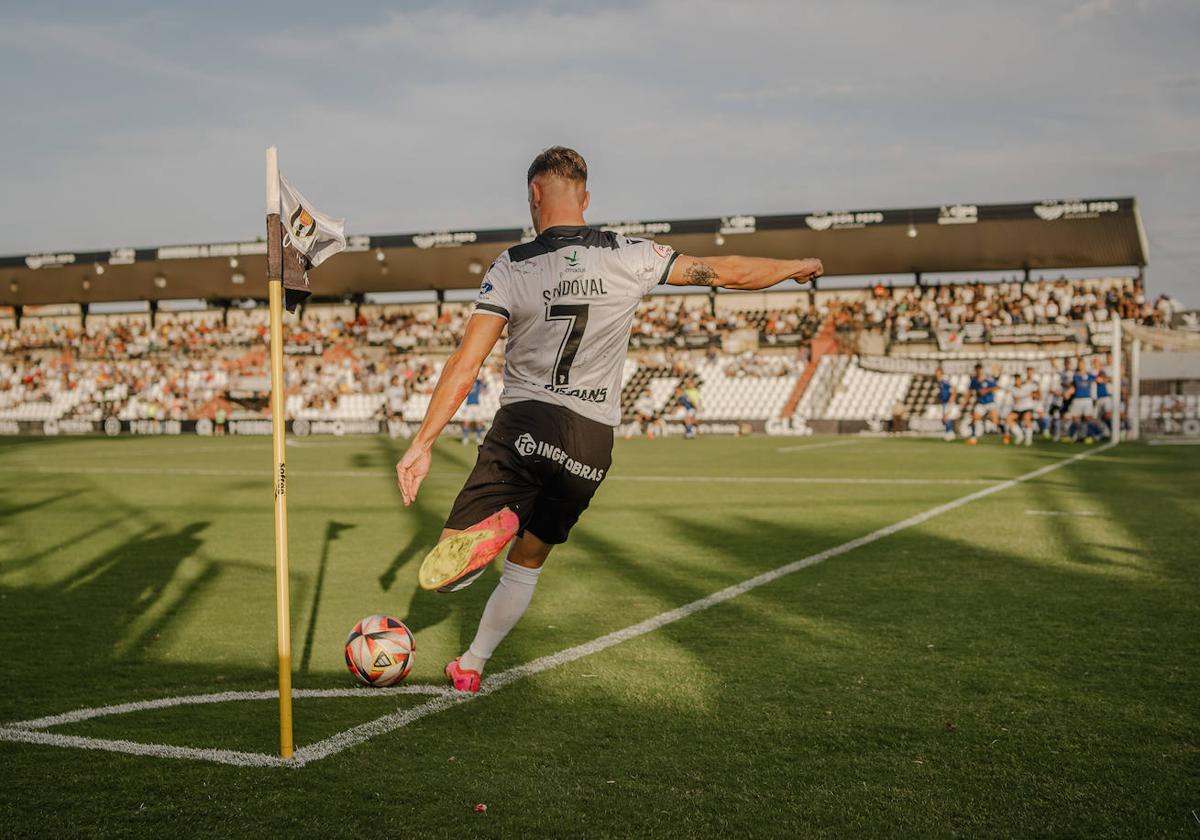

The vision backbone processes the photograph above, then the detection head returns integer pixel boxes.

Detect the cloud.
[0,0,1196,303]
[1059,0,1117,26]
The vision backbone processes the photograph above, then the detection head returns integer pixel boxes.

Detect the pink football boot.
[445,658,482,693]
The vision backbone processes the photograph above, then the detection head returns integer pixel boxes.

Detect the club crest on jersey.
[287,205,317,248]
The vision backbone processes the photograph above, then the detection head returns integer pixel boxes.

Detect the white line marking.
[294,442,1117,767]
[1024,510,1097,517]
[776,438,869,453]
[0,727,289,768]
[5,464,997,486]
[1147,439,1200,446]
[10,685,453,731]
[610,475,996,486]
[8,465,355,479]
[0,443,1115,768]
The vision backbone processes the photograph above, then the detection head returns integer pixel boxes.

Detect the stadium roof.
[0,197,1147,307]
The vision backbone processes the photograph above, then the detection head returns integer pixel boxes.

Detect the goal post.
[1112,316,1123,445]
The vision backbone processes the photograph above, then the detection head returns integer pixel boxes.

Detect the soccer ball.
[344,614,415,687]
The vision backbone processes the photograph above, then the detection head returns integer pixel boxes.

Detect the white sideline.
[1024,510,1097,517]
[610,475,996,486]
[10,463,996,486]
[0,442,1116,769]
[776,439,869,453]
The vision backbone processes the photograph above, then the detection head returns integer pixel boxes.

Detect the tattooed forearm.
[683,262,717,286]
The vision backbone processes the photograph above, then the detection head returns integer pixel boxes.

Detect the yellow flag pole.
[265,145,294,759]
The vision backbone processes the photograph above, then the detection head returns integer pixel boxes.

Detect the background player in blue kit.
[1066,357,1098,444]
[1092,355,1114,439]
[460,377,487,446]
[966,363,998,445]
[935,366,956,441]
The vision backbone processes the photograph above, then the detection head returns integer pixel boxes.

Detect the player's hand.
[790,258,823,283]
[396,442,432,506]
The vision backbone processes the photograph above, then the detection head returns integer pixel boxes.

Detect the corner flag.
[263,146,346,759]
[276,173,346,311]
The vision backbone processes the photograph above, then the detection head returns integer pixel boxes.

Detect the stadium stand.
[0,274,1192,437]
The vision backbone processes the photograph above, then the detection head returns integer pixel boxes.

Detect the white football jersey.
[1012,382,1037,412]
[474,225,678,426]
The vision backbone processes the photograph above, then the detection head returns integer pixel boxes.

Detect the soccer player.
[1046,358,1070,441]
[992,365,1014,444]
[385,375,407,421]
[1008,371,1038,446]
[934,366,956,441]
[460,376,487,446]
[965,363,998,445]
[394,147,823,692]
[1025,365,1050,438]
[626,387,659,439]
[1066,357,1097,444]
[1092,354,1114,439]
[675,380,699,439]
[684,377,701,436]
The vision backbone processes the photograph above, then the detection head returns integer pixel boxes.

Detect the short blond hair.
[527,146,587,185]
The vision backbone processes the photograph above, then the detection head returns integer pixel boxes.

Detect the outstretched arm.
[666,254,823,290]
[395,313,505,505]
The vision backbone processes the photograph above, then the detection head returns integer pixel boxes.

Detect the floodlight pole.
[265,145,295,760]
[1129,332,1141,441]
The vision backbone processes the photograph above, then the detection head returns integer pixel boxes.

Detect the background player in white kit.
[394,147,823,692]
[626,387,660,439]
[1006,371,1039,446]
[1025,365,1050,438]
[993,365,1015,444]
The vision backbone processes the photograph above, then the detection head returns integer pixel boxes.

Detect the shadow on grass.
[371,436,483,636]
[299,521,355,676]
[0,519,221,718]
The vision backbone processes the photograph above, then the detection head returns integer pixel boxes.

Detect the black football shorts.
[445,400,614,545]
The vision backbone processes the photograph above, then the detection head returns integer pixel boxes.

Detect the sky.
[0,0,1197,304]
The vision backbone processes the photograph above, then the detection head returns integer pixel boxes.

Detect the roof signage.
[1033,200,1120,221]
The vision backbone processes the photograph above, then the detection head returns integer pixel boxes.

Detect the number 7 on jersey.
[545,304,590,386]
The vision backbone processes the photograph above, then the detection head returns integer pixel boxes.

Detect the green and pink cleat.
[416,507,519,593]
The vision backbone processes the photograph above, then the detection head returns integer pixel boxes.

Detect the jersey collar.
[539,225,590,240]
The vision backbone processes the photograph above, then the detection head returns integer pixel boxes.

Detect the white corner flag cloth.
[278,173,346,269]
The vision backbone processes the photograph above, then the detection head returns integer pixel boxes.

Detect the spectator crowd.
[0,276,1185,425]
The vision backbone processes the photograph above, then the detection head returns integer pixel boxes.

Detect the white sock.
[459,560,542,674]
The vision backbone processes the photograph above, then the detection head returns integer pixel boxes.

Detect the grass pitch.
[0,434,1196,837]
